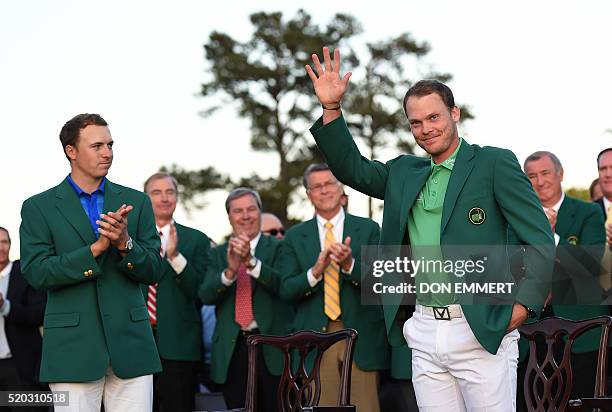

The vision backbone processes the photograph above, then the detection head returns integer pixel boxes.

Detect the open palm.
[305,47,352,106]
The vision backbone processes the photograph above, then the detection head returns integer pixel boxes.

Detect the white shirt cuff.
[554,233,560,246]
[221,270,236,286]
[0,300,10,317]
[168,252,187,274]
[307,268,322,287]
[341,258,355,275]
[248,259,261,279]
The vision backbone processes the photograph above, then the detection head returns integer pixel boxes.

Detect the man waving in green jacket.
[305,47,554,411]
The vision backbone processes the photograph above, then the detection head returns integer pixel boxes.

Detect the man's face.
[406,93,460,163]
[261,214,285,239]
[0,230,10,267]
[598,151,612,199]
[146,177,178,222]
[306,170,343,216]
[67,125,113,179]
[228,194,261,240]
[525,156,563,206]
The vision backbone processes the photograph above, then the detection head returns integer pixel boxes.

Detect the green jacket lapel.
[343,213,360,245]
[303,217,322,262]
[555,196,574,239]
[55,178,97,245]
[399,160,431,232]
[441,141,476,233]
[103,180,124,216]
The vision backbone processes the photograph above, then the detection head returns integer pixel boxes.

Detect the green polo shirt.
[407,139,462,307]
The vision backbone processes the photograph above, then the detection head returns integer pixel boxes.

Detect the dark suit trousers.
[222,331,279,412]
[153,358,199,412]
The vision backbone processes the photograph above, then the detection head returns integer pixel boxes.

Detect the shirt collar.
[67,175,106,196]
[0,261,12,279]
[250,232,261,252]
[156,220,175,237]
[430,138,462,171]
[316,207,345,230]
[545,193,565,213]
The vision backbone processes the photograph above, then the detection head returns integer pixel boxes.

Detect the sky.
[2,0,612,259]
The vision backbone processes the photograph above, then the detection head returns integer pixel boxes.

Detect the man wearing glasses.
[279,163,388,412]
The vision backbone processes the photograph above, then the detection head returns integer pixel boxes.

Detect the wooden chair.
[519,316,612,412]
[242,329,358,412]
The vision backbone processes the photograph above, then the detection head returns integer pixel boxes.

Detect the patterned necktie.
[147,231,163,326]
[324,222,341,320]
[235,264,254,329]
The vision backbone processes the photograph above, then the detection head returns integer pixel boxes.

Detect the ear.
[65,145,78,161]
[559,167,564,182]
[451,106,460,123]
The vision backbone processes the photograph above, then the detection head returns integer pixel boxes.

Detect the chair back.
[244,329,358,412]
[519,316,612,412]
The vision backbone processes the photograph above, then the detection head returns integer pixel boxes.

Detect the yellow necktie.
[324,222,341,320]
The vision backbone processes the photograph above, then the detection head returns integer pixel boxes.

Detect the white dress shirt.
[157,222,187,275]
[0,261,13,359]
[604,197,611,217]
[307,208,355,287]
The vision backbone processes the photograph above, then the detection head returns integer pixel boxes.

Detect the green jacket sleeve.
[493,149,555,311]
[278,236,322,303]
[311,115,389,200]
[175,232,211,298]
[199,246,232,305]
[115,195,162,285]
[20,197,105,289]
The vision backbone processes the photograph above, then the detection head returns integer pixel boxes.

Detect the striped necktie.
[147,231,163,326]
[324,222,341,320]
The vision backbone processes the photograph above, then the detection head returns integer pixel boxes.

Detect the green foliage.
[165,9,469,223]
[565,187,590,202]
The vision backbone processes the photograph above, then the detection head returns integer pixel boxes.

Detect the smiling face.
[228,193,261,240]
[598,151,612,200]
[525,155,564,208]
[306,169,343,219]
[66,125,113,181]
[405,93,460,164]
[146,176,178,224]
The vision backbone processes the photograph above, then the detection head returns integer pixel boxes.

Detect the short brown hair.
[59,114,108,160]
[403,80,455,117]
[143,172,179,194]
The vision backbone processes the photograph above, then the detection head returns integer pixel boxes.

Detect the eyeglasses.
[308,180,339,193]
[264,228,285,236]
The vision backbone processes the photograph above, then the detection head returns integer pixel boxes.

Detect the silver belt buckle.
[433,306,451,320]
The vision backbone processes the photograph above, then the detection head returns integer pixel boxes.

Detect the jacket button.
[83,271,90,277]
[321,326,327,332]
[127,263,134,270]
[88,270,94,276]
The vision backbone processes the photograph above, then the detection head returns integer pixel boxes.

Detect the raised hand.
[305,47,352,107]
[311,247,332,280]
[165,223,179,259]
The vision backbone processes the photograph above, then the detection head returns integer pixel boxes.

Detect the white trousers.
[49,367,153,412]
[403,305,519,412]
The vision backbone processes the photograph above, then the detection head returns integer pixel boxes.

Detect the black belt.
[239,328,260,337]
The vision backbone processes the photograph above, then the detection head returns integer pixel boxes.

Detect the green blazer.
[198,234,291,384]
[311,116,555,358]
[141,223,211,361]
[278,214,389,371]
[19,178,163,382]
[515,196,607,356]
